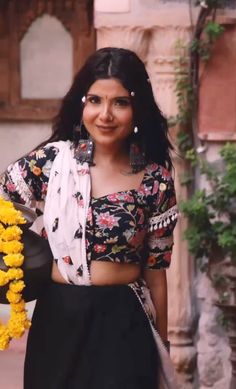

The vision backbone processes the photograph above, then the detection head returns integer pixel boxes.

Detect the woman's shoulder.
[39,140,70,153]
[23,144,59,169]
[28,140,72,162]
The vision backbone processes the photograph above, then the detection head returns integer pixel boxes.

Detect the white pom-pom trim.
[149,205,178,232]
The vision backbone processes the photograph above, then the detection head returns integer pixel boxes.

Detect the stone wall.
[196,143,232,389]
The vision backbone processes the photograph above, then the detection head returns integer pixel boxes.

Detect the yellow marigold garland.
[0,197,31,350]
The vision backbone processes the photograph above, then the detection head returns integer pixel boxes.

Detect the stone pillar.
[95,14,197,385]
[148,26,197,387]
[168,163,197,388]
[96,26,150,61]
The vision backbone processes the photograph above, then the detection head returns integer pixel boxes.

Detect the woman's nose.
[99,103,113,122]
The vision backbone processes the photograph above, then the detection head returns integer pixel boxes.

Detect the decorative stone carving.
[148,26,191,62]
[16,0,77,39]
[96,26,150,61]
[146,26,191,116]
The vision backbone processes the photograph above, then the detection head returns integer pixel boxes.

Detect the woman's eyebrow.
[86,93,131,99]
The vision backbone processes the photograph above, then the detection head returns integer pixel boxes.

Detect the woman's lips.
[95,125,117,131]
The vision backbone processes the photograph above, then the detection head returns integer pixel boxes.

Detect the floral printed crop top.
[0,144,178,270]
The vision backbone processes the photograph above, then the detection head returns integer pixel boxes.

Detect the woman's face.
[82,78,134,149]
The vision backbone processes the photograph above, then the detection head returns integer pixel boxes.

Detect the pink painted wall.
[199,25,236,141]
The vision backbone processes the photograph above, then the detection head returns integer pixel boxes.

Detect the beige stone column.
[96,26,150,62]
[169,163,197,388]
[95,10,197,387]
[148,26,197,387]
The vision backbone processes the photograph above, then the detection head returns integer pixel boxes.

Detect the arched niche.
[0,0,95,121]
[20,14,73,99]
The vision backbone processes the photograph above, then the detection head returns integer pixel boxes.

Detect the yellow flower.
[10,310,28,323]
[0,270,9,286]
[8,311,28,338]
[7,268,24,280]
[0,208,25,225]
[8,322,25,338]
[0,223,5,236]
[0,198,13,209]
[9,280,25,293]
[11,299,26,312]
[3,253,24,267]
[1,226,22,241]
[0,197,30,350]
[0,326,10,350]
[1,240,23,254]
[6,290,22,304]
[8,311,31,338]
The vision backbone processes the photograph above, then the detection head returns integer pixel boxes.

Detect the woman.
[0,47,178,388]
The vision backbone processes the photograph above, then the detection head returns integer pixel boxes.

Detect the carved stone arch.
[18,12,72,41]
[0,0,95,121]
[16,0,77,40]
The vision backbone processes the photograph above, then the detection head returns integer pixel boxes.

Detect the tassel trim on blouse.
[149,205,179,232]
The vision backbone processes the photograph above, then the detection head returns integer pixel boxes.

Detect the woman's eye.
[87,95,101,104]
[114,98,131,107]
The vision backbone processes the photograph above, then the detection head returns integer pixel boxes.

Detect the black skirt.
[24,281,159,389]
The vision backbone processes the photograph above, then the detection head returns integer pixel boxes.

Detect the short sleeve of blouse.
[145,167,178,270]
[0,145,59,206]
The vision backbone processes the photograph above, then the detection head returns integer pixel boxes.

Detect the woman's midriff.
[51,260,141,285]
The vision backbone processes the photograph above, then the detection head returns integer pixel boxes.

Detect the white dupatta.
[44,141,91,285]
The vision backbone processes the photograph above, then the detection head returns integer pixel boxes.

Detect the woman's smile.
[95,124,117,132]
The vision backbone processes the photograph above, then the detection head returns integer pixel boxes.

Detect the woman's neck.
[93,143,129,168]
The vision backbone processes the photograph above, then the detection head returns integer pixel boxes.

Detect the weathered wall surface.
[196,143,232,389]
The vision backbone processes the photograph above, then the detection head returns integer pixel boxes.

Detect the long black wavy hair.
[44,47,173,169]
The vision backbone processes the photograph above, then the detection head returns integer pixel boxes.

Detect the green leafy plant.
[180,143,236,271]
[169,2,236,287]
[170,1,225,162]
[171,0,236,363]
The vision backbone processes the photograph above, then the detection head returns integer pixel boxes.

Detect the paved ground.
[0,332,27,389]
